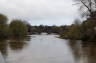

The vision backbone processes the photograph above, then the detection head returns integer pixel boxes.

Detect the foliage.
[9,20,28,39]
[60,11,96,41]
[80,15,96,41]
[59,0,96,41]
[27,25,68,35]
[60,20,81,40]
[0,14,8,39]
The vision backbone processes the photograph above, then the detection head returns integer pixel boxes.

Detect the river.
[0,34,96,63]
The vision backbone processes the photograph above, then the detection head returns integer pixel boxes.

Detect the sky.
[0,0,81,26]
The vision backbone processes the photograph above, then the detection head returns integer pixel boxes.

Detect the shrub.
[9,20,28,39]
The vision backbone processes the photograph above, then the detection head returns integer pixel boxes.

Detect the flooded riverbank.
[0,34,95,63]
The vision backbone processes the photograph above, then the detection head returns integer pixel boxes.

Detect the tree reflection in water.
[68,40,87,63]
[0,40,8,58]
[9,39,27,51]
[8,36,30,51]
[68,40,96,63]
[1,36,96,63]
[0,36,30,61]
[82,42,96,63]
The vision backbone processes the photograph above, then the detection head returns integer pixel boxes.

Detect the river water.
[0,34,96,63]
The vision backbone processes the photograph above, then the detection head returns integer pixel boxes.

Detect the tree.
[73,0,96,41]
[80,18,96,41]
[0,14,8,39]
[60,19,81,40]
[74,0,96,17]
[9,20,28,39]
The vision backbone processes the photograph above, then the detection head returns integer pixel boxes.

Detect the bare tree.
[74,0,96,17]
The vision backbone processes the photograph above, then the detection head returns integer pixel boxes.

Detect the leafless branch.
[80,0,92,13]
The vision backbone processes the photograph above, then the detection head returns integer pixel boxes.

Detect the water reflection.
[68,40,85,63]
[0,36,30,62]
[68,40,81,60]
[82,42,96,63]
[68,40,96,63]
[9,40,27,51]
[1,35,96,63]
[0,40,8,57]
[8,36,30,51]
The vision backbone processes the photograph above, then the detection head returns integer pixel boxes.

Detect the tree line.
[27,24,68,35]
[60,0,96,42]
[0,14,28,39]
[1,0,96,42]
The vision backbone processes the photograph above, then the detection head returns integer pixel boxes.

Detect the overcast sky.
[0,0,80,26]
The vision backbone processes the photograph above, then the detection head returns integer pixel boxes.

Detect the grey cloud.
[0,0,80,25]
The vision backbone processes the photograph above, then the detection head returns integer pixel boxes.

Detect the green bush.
[9,20,28,39]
